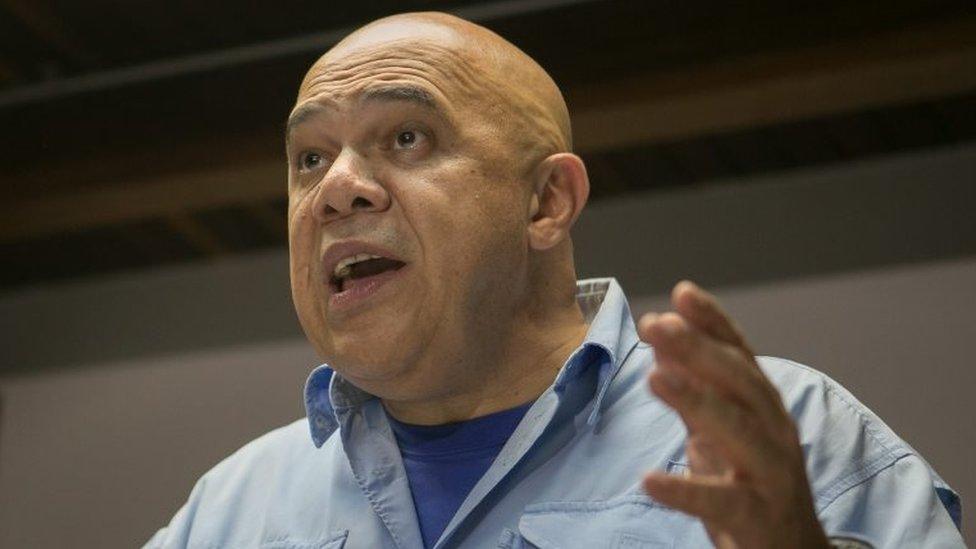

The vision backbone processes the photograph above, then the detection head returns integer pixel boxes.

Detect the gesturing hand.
[639,281,830,549]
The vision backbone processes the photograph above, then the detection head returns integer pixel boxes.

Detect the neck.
[383,275,588,425]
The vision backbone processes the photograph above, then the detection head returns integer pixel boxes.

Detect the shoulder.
[161,418,342,545]
[193,417,334,502]
[755,355,906,458]
[145,417,355,547]
[756,357,962,541]
[611,349,940,508]
[754,357,941,509]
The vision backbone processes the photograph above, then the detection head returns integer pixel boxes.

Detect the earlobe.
[527,153,590,251]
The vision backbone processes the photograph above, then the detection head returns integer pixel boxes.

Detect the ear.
[527,153,590,251]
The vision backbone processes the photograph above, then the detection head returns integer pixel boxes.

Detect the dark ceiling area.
[2,0,975,290]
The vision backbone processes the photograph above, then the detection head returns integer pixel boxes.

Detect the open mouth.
[329,254,407,294]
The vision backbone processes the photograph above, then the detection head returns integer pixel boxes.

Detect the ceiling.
[1,0,974,290]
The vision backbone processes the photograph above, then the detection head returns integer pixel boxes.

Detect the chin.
[328,354,418,401]
[327,328,415,378]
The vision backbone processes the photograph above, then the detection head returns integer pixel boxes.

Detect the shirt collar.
[303,277,640,447]
[555,278,641,425]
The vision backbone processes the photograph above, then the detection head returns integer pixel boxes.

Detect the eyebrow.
[360,85,437,109]
[285,102,328,142]
[285,85,440,143]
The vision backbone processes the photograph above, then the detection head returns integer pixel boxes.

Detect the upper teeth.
[333,253,383,279]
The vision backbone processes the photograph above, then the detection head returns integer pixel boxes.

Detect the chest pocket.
[497,496,703,549]
[259,529,348,549]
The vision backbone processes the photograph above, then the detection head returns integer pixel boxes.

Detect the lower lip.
[328,266,406,315]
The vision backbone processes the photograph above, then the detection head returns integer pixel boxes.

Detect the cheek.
[288,189,322,266]
[288,223,313,286]
[287,198,326,323]
[428,191,527,290]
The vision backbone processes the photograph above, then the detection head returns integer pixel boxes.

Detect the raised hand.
[639,281,830,549]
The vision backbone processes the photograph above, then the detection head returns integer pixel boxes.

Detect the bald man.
[145,13,963,549]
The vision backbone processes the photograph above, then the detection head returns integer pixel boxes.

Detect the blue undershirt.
[387,401,534,548]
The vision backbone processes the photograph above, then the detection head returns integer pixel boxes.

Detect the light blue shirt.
[146,278,963,548]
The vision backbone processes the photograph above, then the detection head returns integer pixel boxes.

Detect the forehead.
[296,35,485,112]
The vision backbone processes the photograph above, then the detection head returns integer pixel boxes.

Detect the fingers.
[671,280,751,354]
[638,281,797,480]
[639,283,827,547]
[648,362,784,475]
[685,435,730,477]
[643,471,759,527]
[639,312,783,420]
[644,461,828,548]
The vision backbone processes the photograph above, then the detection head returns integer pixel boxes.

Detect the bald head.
[299,12,572,163]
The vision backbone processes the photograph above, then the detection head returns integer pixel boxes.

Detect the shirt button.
[314,415,329,428]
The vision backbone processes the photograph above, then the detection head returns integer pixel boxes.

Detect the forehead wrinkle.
[296,30,569,162]
[361,85,435,108]
[300,41,482,107]
[303,64,448,105]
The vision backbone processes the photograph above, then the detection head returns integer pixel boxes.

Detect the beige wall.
[0,341,318,549]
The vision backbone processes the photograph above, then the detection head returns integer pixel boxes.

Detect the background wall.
[1,145,973,547]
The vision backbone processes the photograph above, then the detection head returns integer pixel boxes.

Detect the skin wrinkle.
[291,60,466,152]
[361,86,436,108]
[301,43,479,104]
[301,36,568,171]
[304,40,478,85]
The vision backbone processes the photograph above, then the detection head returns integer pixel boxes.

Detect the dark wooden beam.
[0,162,286,241]
[1,18,974,243]
[165,213,228,257]
[569,18,976,151]
[0,0,98,68]
[244,202,288,241]
[0,56,19,82]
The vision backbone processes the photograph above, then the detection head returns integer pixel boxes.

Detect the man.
[146,12,963,549]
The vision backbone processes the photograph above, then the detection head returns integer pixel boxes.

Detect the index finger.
[672,281,753,356]
[643,312,782,419]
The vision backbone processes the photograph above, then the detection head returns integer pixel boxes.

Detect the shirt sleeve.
[817,454,964,548]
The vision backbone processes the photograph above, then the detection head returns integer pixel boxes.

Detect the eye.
[299,151,324,171]
[394,130,423,150]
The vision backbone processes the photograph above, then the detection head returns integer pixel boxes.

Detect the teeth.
[333,253,384,279]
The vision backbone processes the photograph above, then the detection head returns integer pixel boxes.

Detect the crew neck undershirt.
[387,401,535,548]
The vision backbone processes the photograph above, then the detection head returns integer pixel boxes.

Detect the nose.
[311,149,391,223]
